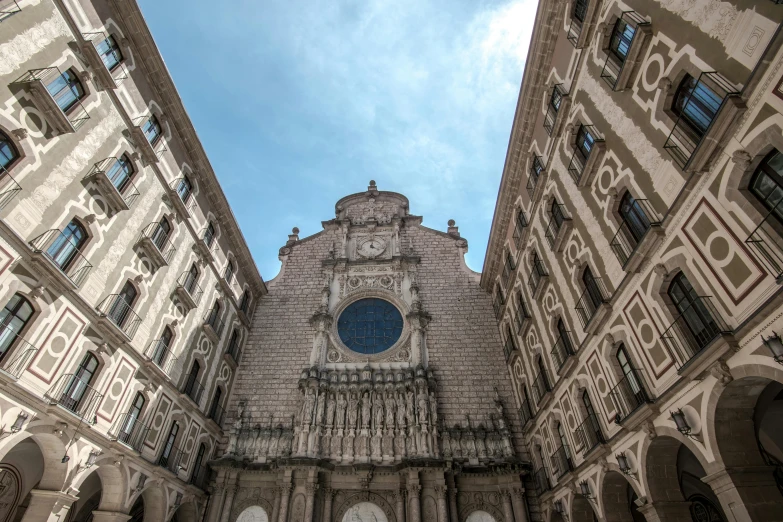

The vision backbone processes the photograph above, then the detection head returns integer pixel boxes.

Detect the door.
[619,192,651,244]
[151,217,171,251]
[47,219,87,269]
[107,155,133,194]
[153,327,174,367]
[108,281,137,327]
[667,274,720,352]
[159,422,179,466]
[120,392,145,444]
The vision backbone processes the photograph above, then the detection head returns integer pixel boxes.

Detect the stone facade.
[482,0,783,522]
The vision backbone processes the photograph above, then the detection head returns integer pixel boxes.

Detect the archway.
[171,500,198,522]
[68,472,102,522]
[342,502,388,522]
[236,505,269,522]
[129,495,144,522]
[465,511,498,522]
[0,438,43,522]
[600,470,643,522]
[571,494,598,522]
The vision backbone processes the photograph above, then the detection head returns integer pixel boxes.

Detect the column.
[20,490,77,522]
[304,484,319,521]
[407,484,421,522]
[218,486,238,522]
[90,512,131,522]
[271,487,281,522]
[393,489,406,522]
[446,474,459,522]
[434,487,448,522]
[205,486,225,522]
[322,488,334,522]
[510,487,528,522]
[278,485,292,522]
[703,466,783,522]
[501,490,514,522]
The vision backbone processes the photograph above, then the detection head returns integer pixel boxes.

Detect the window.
[176,176,192,203]
[47,219,87,269]
[46,68,85,113]
[575,125,596,159]
[151,216,171,251]
[513,210,528,249]
[515,292,530,332]
[192,443,206,480]
[0,131,18,171]
[557,318,573,354]
[537,355,548,381]
[502,251,516,284]
[530,156,544,188]
[618,192,652,244]
[557,422,572,461]
[184,264,199,294]
[616,344,643,396]
[142,116,162,145]
[572,0,588,22]
[0,294,33,361]
[207,300,221,328]
[550,86,563,112]
[106,154,134,194]
[159,421,179,465]
[667,273,719,350]
[184,361,200,396]
[582,390,597,419]
[226,329,240,360]
[750,149,783,219]
[62,352,99,412]
[208,387,222,420]
[608,16,636,62]
[672,74,722,139]
[337,298,404,354]
[224,260,235,285]
[504,325,518,359]
[108,281,138,327]
[153,326,173,366]
[582,267,604,309]
[551,200,566,230]
[239,290,250,314]
[493,283,505,318]
[203,222,215,247]
[119,392,145,443]
[95,35,123,71]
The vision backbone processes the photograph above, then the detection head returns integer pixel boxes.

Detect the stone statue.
[326,393,336,426]
[336,393,347,428]
[417,392,429,425]
[396,391,406,429]
[315,392,326,425]
[361,392,372,429]
[405,390,415,425]
[372,392,384,430]
[429,392,438,426]
[301,389,315,426]
[347,392,359,429]
[385,392,396,429]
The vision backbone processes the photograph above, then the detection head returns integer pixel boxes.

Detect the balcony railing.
[182,374,205,406]
[528,259,548,296]
[512,212,528,251]
[745,202,783,281]
[44,374,103,423]
[515,299,531,334]
[663,72,739,169]
[575,277,609,329]
[96,294,142,340]
[190,465,210,490]
[493,291,505,320]
[551,444,575,478]
[82,31,129,86]
[170,178,195,211]
[544,204,571,250]
[531,370,552,406]
[609,368,652,423]
[660,296,731,370]
[16,67,90,132]
[144,339,179,377]
[543,85,566,135]
[520,396,534,428]
[574,414,604,455]
[610,199,662,268]
[503,336,517,362]
[567,126,604,185]
[139,222,176,264]
[0,322,37,379]
[534,467,552,494]
[204,307,225,339]
[550,331,576,373]
[158,445,184,475]
[176,271,204,305]
[567,17,583,47]
[600,12,650,90]
[108,413,151,453]
[208,402,225,426]
[29,229,93,287]
[132,116,167,157]
[226,337,242,365]
[87,157,140,210]
[0,0,21,21]
[0,167,21,211]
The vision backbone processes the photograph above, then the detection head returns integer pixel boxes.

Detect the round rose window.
[337,298,403,354]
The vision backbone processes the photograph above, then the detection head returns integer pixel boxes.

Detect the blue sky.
[137,0,536,279]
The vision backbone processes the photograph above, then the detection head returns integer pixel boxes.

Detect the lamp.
[136,474,147,492]
[671,409,691,436]
[61,455,70,464]
[616,452,632,475]
[10,412,27,433]
[174,492,183,507]
[762,332,783,364]
[85,450,99,468]
[554,499,564,514]
[578,480,592,499]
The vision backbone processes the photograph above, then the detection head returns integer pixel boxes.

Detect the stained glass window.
[337,298,403,354]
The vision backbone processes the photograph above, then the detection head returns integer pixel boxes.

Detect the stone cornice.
[111,0,266,297]
[480,0,564,290]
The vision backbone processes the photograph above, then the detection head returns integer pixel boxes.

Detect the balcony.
[207,402,225,427]
[567,126,606,188]
[519,396,534,430]
[16,67,90,134]
[551,331,576,374]
[544,204,572,252]
[660,296,733,375]
[0,1,21,22]
[0,167,22,211]
[44,373,103,423]
[181,374,205,407]
[550,444,575,479]
[527,259,549,299]
[609,368,653,424]
[195,227,216,258]
[543,85,570,138]
[167,178,196,219]
[610,199,663,272]
[663,72,743,172]
[190,465,210,491]
[526,156,546,202]
[493,291,505,320]
[225,337,242,367]
[203,307,225,344]
[29,229,92,289]
[158,445,184,476]
[599,12,651,91]
[745,203,783,282]
[531,370,553,409]
[96,294,142,341]
[137,222,175,270]
[174,271,203,312]
[84,158,140,214]
[533,467,552,494]
[131,116,167,165]
[512,212,529,252]
[108,413,151,453]
[503,336,518,362]
[143,339,179,379]
[573,414,605,456]
[81,32,129,90]
[515,299,532,336]
[575,277,611,334]
[0,324,38,381]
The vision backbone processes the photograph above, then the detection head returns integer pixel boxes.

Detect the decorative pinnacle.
[292,227,300,234]
[369,180,376,187]
[448,219,455,227]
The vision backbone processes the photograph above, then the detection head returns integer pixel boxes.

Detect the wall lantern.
[10,411,27,433]
[554,499,566,515]
[762,332,783,364]
[85,450,100,468]
[136,474,147,492]
[616,452,632,475]
[578,480,593,499]
[671,409,691,436]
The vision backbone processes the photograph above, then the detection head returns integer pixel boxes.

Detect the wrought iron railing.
[16,67,90,130]
[140,222,176,263]
[501,256,515,288]
[44,374,103,423]
[567,17,583,47]
[204,307,225,339]
[663,72,739,169]
[575,277,609,329]
[0,0,21,21]
[520,396,534,428]
[760,446,783,497]
[109,413,151,452]
[89,157,140,208]
[144,339,179,377]
[226,336,242,364]
[551,444,575,478]
[551,331,576,373]
[170,178,194,208]
[0,166,21,210]
[531,370,552,406]
[82,31,129,85]
[599,12,650,90]
[503,335,517,362]
[534,466,552,494]
[528,258,548,295]
[177,271,204,305]
[0,321,37,379]
[543,85,566,135]
[610,199,662,267]
[512,211,528,251]
[660,296,731,369]
[132,116,167,156]
[96,294,142,339]
[574,413,604,455]
[515,298,531,333]
[545,204,571,249]
[29,229,93,287]
[158,445,184,475]
[182,374,205,406]
[493,290,505,320]
[567,126,604,184]
[609,368,651,423]
[746,202,783,281]
[208,402,225,426]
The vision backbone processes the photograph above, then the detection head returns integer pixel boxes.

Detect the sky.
[137,0,537,280]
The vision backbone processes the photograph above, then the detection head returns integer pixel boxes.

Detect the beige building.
[481,0,783,521]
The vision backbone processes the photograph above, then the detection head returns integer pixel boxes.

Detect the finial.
[369,180,376,187]
[447,220,460,238]
[292,227,299,234]
[448,219,455,227]
[287,227,300,246]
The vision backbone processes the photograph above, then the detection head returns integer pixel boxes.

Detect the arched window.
[159,421,179,466]
[96,35,123,71]
[582,266,604,309]
[151,216,171,251]
[556,421,572,462]
[582,390,596,419]
[191,443,207,481]
[47,218,87,269]
[207,300,221,329]
[750,149,783,220]
[0,294,33,361]
[239,290,250,314]
[556,318,573,354]
[551,199,566,229]
[224,260,235,284]
[203,222,216,247]
[119,392,145,444]
[176,175,192,203]
[153,326,174,366]
[572,0,588,22]
[62,352,99,412]
[184,264,199,294]
[667,273,719,351]
[108,280,138,327]
[575,125,596,160]
[142,115,162,145]
[208,387,222,421]
[226,329,241,361]
[608,15,636,62]
[616,344,644,398]
[184,361,200,397]
[618,191,652,244]
[106,154,134,194]
[672,74,722,139]
[0,131,19,171]
[46,68,85,113]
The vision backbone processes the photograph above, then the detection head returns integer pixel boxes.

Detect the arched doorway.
[601,470,644,522]
[236,505,269,522]
[465,511,498,522]
[342,502,388,522]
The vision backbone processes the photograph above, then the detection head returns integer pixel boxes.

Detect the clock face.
[357,237,387,259]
